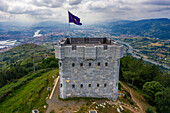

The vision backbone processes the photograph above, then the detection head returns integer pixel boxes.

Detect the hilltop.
[108,18,170,40]
[0,43,53,70]
[0,43,55,88]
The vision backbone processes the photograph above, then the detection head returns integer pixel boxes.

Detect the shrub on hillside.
[146,106,155,113]
[142,81,164,105]
[42,57,58,68]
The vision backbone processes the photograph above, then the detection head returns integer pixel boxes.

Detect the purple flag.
[68,11,82,25]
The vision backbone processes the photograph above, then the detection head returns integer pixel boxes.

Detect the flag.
[68,11,82,25]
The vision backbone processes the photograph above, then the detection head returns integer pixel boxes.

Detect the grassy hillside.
[0,43,58,88]
[110,18,170,40]
[0,68,58,113]
[0,43,53,70]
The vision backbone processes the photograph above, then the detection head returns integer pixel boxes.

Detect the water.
[0,40,17,49]
[0,46,8,49]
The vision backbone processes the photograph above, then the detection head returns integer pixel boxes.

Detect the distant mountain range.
[106,18,170,40]
[0,18,169,40]
[32,21,67,28]
[0,22,32,31]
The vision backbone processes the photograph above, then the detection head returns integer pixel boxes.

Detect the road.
[116,40,170,70]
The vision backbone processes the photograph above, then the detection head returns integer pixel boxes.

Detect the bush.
[146,106,155,113]
[49,61,58,67]
[142,81,164,105]
[132,86,138,91]
[42,57,58,68]
[118,82,122,91]
[127,91,131,99]
[154,87,170,113]
[124,94,127,99]
[129,100,134,105]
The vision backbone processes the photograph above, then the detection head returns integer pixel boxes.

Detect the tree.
[42,57,58,68]
[123,71,139,86]
[146,106,155,113]
[49,61,58,67]
[120,55,161,88]
[154,71,170,87]
[154,87,170,113]
[142,81,164,104]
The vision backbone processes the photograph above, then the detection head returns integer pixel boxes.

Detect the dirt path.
[120,81,147,113]
[122,104,137,113]
[46,77,86,113]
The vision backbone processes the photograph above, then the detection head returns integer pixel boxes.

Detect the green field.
[121,37,170,67]
[0,68,58,113]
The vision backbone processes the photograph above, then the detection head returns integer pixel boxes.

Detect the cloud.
[0,0,169,24]
[31,0,65,8]
[68,0,83,5]
[6,3,53,16]
[147,7,170,12]
[0,1,8,12]
[143,0,170,5]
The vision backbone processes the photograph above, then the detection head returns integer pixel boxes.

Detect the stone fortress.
[55,37,124,100]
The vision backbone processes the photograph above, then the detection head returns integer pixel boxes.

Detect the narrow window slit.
[72,63,75,67]
[98,63,100,66]
[72,84,75,88]
[105,62,108,67]
[80,63,83,67]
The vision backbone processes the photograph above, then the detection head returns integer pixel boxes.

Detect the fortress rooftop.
[58,37,118,46]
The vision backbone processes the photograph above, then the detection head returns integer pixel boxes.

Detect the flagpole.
[68,10,71,43]
[68,22,70,38]
[69,23,71,43]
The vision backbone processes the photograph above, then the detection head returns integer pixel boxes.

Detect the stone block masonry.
[55,37,124,101]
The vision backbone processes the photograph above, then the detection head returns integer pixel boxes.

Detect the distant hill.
[1,18,169,40]
[32,21,67,29]
[109,18,170,40]
[0,22,31,31]
[0,44,53,70]
[0,43,57,88]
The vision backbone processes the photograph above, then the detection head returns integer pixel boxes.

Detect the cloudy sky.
[0,0,170,24]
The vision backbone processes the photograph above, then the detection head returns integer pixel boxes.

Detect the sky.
[0,0,170,24]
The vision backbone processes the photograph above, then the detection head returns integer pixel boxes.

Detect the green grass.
[0,69,51,102]
[0,68,59,113]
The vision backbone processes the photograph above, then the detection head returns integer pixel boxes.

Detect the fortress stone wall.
[55,37,124,100]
